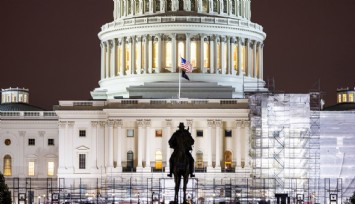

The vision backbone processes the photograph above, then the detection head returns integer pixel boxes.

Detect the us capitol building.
[1,1,355,204]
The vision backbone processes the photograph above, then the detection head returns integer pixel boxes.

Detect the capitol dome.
[91,0,266,99]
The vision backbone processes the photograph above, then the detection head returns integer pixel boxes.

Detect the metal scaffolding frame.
[250,93,321,203]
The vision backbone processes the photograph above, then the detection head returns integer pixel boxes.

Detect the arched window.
[224,151,232,169]
[223,0,228,13]
[202,0,208,12]
[196,151,204,169]
[127,151,134,169]
[3,155,12,176]
[155,151,163,170]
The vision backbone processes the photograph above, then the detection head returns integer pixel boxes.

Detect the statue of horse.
[172,135,190,204]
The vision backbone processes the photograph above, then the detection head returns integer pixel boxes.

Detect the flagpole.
[178,65,181,99]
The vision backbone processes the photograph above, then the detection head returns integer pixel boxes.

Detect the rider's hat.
[178,122,185,129]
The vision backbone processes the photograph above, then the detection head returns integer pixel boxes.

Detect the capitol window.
[338,94,342,103]
[233,43,238,73]
[203,40,210,68]
[3,155,12,176]
[152,38,158,69]
[191,41,198,68]
[79,154,86,169]
[349,93,354,102]
[342,94,347,102]
[48,162,55,176]
[48,139,54,146]
[4,139,11,146]
[28,161,35,176]
[165,40,172,68]
[127,129,134,137]
[202,0,208,12]
[28,139,35,146]
[197,130,203,137]
[79,130,86,137]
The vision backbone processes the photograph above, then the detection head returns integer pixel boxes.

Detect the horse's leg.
[183,174,189,204]
[175,175,181,204]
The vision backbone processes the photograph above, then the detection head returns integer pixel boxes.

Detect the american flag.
[180,57,193,73]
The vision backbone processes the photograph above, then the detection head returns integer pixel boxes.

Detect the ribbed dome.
[91,0,267,99]
[0,103,45,112]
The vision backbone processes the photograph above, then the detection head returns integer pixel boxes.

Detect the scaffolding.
[250,93,321,203]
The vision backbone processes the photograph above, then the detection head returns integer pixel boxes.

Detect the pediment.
[76,145,90,150]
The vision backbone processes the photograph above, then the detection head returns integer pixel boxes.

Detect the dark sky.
[1,0,355,110]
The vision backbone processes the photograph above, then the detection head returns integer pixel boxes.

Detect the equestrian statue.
[167,122,195,204]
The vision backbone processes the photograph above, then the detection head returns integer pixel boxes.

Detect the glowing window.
[135,41,141,71]
[191,41,197,67]
[48,162,54,176]
[233,43,238,73]
[155,151,163,170]
[224,151,232,169]
[203,41,210,68]
[338,94,342,103]
[142,41,146,69]
[202,0,208,12]
[153,39,158,68]
[241,45,246,75]
[342,94,347,102]
[28,161,35,176]
[178,41,185,65]
[196,151,204,169]
[165,41,172,68]
[125,43,131,71]
[217,42,221,69]
[3,155,12,176]
[349,93,354,102]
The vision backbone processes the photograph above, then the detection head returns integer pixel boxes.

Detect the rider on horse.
[167,122,195,178]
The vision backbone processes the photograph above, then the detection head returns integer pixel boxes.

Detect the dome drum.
[92,0,266,99]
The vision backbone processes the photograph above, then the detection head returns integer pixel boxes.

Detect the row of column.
[101,35,263,80]
[113,0,251,20]
[58,118,251,174]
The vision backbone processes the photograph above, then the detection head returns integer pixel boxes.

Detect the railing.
[101,16,264,33]
[0,111,57,119]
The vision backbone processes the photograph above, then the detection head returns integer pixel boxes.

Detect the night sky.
[1,0,355,110]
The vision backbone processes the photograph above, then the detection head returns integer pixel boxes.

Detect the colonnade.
[58,118,251,174]
[113,0,251,20]
[100,34,263,81]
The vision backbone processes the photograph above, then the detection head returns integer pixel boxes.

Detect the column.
[144,119,152,172]
[91,121,98,172]
[111,39,117,77]
[253,41,257,78]
[120,37,125,76]
[160,0,166,12]
[260,43,264,80]
[123,0,127,16]
[214,35,219,74]
[206,119,214,172]
[165,120,173,173]
[247,39,252,77]
[243,120,250,168]
[197,0,202,13]
[227,37,233,75]
[131,36,135,74]
[221,37,226,75]
[238,38,243,76]
[228,0,232,15]
[209,0,213,13]
[144,35,149,74]
[58,122,66,172]
[148,36,153,73]
[172,33,177,72]
[98,121,106,169]
[149,0,154,13]
[100,42,106,80]
[235,120,242,170]
[115,120,123,172]
[209,35,214,74]
[186,33,191,62]
[67,121,75,172]
[136,36,142,74]
[18,131,26,177]
[200,35,205,73]
[236,0,240,16]
[105,42,111,78]
[157,34,162,73]
[215,120,222,171]
[114,0,117,19]
[107,120,114,171]
[136,119,144,171]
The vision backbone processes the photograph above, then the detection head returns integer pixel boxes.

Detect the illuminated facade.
[91,0,266,99]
